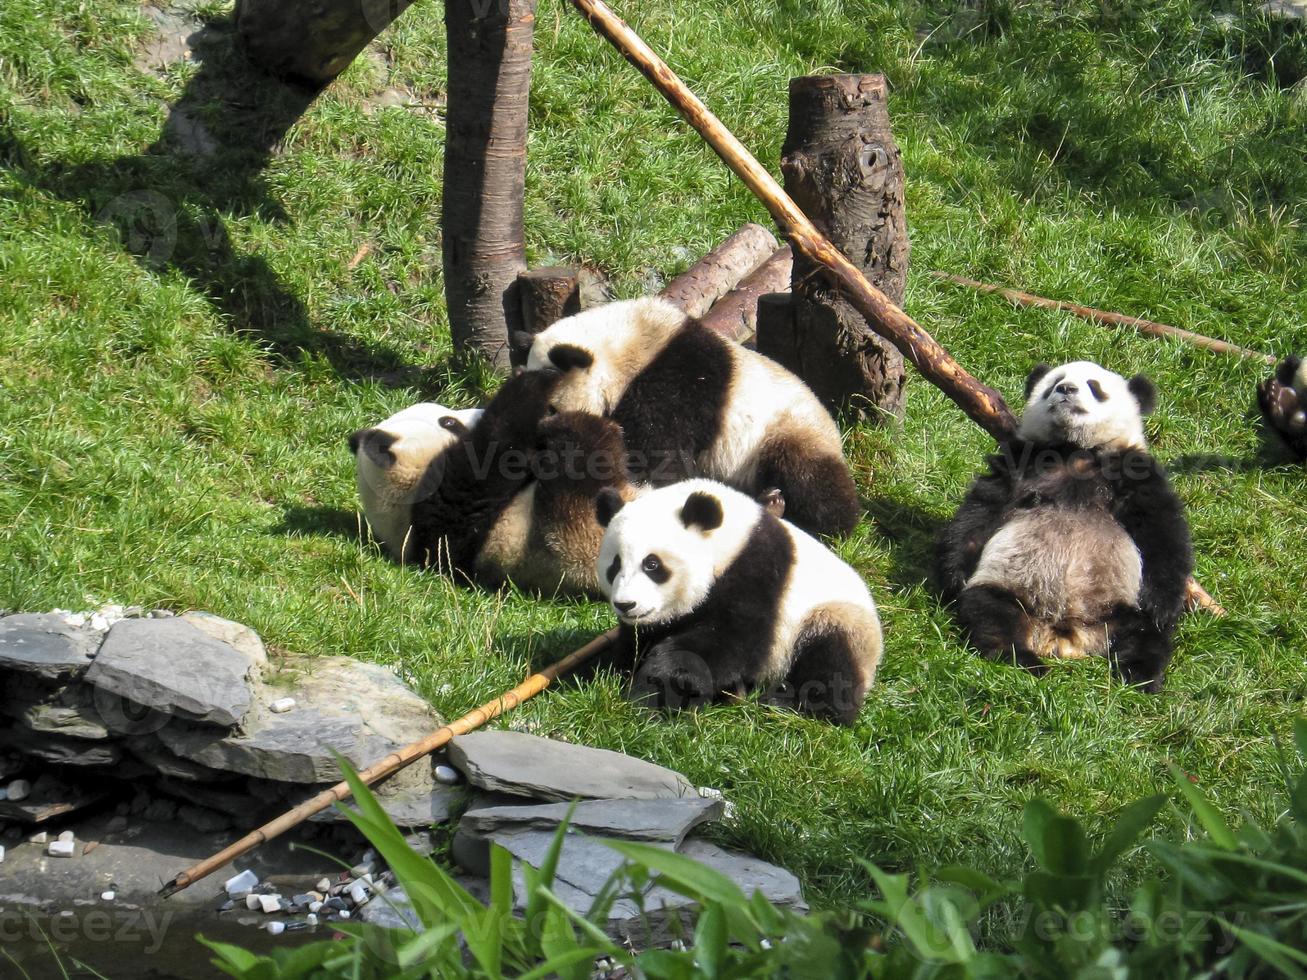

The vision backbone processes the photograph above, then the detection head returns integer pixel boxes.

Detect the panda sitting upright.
[594,479,883,724]
[1258,355,1307,461]
[937,360,1192,692]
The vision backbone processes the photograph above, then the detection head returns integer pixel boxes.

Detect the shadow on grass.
[273,504,364,541]
[0,13,425,389]
[863,495,946,594]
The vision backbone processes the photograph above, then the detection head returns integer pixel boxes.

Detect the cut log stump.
[234,0,414,85]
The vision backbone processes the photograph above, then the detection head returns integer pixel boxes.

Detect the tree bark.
[699,247,793,342]
[659,223,778,318]
[442,0,535,373]
[234,0,413,85]
[514,266,582,365]
[760,74,909,421]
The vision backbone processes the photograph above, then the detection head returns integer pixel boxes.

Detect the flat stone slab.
[448,731,694,802]
[5,725,122,767]
[158,656,442,783]
[0,614,101,681]
[461,797,722,845]
[86,616,265,727]
[1,674,111,740]
[455,826,672,892]
[0,773,109,824]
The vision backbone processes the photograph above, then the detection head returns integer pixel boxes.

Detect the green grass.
[2,0,1305,918]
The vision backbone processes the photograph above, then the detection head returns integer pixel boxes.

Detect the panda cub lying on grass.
[352,371,638,596]
[527,296,861,538]
[938,360,1192,692]
[1258,355,1307,461]
[594,479,883,725]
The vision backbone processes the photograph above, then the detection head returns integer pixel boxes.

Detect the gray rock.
[0,677,110,740]
[358,884,421,930]
[4,726,122,768]
[454,826,667,893]
[125,735,239,782]
[0,773,109,824]
[0,614,101,681]
[461,797,722,845]
[448,731,694,802]
[158,656,442,783]
[86,617,265,727]
[678,840,805,911]
[1261,0,1307,20]
[309,758,464,829]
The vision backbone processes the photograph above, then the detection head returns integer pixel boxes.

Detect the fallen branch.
[699,246,793,342]
[1184,578,1227,617]
[660,222,779,318]
[159,628,619,898]
[931,272,1276,366]
[567,0,1221,614]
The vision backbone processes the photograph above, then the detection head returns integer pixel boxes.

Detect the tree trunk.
[234,0,413,85]
[514,266,582,365]
[442,0,535,373]
[759,74,909,421]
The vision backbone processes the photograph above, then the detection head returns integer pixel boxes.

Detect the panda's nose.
[613,600,637,614]
[1055,381,1079,395]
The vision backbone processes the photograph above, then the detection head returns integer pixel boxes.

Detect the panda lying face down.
[353,372,638,596]
[594,479,882,725]
[1258,355,1307,461]
[527,297,860,539]
[937,360,1192,692]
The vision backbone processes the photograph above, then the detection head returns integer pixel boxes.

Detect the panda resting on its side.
[526,296,861,539]
[1258,354,1307,461]
[355,371,638,596]
[937,360,1193,692]
[594,479,883,725]
[350,402,484,560]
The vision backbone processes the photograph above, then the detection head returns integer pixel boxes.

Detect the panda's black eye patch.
[1087,379,1108,402]
[606,554,621,583]
[641,554,669,584]
[1044,374,1065,399]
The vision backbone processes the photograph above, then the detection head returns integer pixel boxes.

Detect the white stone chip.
[101,891,116,901]
[308,901,323,913]
[316,878,331,892]
[338,909,351,919]
[0,845,6,863]
[246,895,263,911]
[258,894,282,914]
[265,921,286,935]
[58,830,75,843]
[224,869,259,895]
[47,840,76,857]
[30,831,48,844]
[306,913,318,926]
[269,697,296,714]
[434,764,461,786]
[7,780,30,802]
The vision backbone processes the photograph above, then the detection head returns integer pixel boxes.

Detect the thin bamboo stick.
[567,0,1017,443]
[158,628,620,898]
[932,272,1275,366]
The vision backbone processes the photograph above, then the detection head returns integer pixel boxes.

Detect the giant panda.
[350,402,484,560]
[1258,355,1307,461]
[593,479,883,725]
[402,370,639,597]
[937,360,1192,692]
[525,296,860,538]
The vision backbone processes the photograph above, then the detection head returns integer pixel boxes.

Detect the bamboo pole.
[931,273,1276,366]
[158,628,619,898]
[567,0,1017,443]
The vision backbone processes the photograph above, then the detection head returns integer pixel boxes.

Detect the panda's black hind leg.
[628,640,716,713]
[955,584,1048,676]
[1107,607,1172,693]
[755,438,860,537]
[779,629,869,725]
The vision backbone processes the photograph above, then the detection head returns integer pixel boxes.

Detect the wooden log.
[568,0,1017,443]
[699,246,793,342]
[660,223,779,318]
[234,0,413,85]
[514,266,582,365]
[931,273,1277,366]
[159,628,620,898]
[442,0,535,372]
[764,74,909,421]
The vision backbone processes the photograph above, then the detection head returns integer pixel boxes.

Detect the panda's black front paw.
[629,646,713,712]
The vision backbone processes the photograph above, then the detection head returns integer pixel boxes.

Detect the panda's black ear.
[1127,374,1157,415]
[438,416,472,439]
[548,344,594,373]
[352,429,397,468]
[1024,363,1053,399]
[680,491,723,532]
[595,487,625,528]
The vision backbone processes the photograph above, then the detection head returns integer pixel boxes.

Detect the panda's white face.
[1294,358,1307,393]
[1018,361,1153,451]
[525,297,687,415]
[595,480,756,626]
